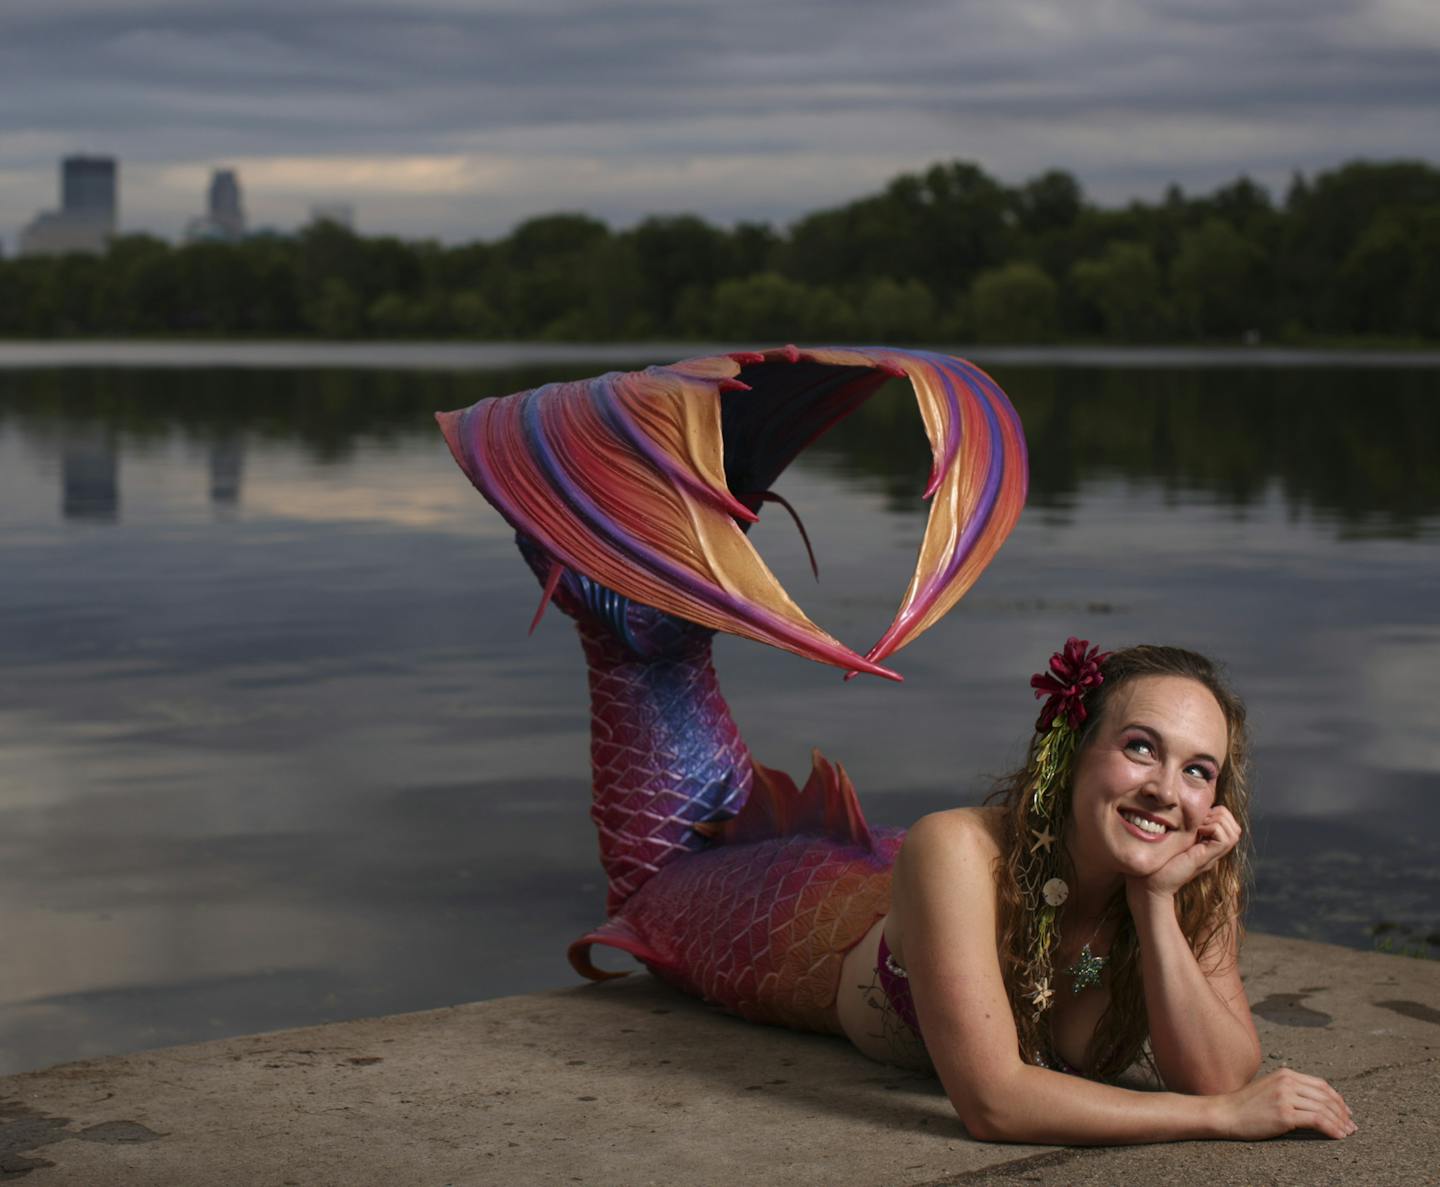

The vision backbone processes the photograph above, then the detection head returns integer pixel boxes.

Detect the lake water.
[1,344,1437,1075]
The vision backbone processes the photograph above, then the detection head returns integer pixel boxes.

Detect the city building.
[184,168,247,243]
[19,156,117,256]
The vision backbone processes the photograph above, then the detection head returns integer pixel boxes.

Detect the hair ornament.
[1031,637,1111,732]
[1017,637,1110,1023]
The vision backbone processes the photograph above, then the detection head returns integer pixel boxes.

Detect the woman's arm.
[891,811,1351,1145]
[1129,894,1260,1094]
[1126,805,1261,1094]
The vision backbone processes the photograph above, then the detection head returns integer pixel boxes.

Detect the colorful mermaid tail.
[438,346,1027,1031]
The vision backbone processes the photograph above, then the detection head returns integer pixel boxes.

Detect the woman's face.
[1065,675,1229,882]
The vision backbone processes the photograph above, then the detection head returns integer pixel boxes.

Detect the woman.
[834,639,1356,1143]
[438,347,1353,1146]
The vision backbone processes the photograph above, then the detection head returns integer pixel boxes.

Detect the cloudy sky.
[2,0,1438,247]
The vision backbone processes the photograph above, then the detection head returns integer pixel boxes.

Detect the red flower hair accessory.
[1030,637,1111,732]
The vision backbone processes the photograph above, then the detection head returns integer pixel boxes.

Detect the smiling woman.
[439,346,1357,1147]
[833,642,1350,1144]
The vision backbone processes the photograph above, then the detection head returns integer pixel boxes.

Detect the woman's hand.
[1215,1068,1356,1140]
[1128,805,1242,906]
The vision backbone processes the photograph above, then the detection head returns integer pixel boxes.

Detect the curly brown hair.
[987,644,1252,1080]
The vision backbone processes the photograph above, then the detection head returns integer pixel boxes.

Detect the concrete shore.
[2,933,1436,1186]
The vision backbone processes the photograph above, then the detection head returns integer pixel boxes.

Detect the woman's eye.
[1124,738,1154,757]
[1185,764,1217,782]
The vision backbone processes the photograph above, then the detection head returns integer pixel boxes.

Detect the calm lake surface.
[1,343,1437,1075]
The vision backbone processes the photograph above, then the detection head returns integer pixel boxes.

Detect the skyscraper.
[209,169,245,238]
[19,155,118,256]
[62,157,117,224]
[185,168,247,243]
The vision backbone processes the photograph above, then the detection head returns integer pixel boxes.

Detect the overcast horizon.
[3,0,1439,250]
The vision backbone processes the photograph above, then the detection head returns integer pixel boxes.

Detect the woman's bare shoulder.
[896,806,1007,895]
[902,804,1006,860]
[890,806,1008,962]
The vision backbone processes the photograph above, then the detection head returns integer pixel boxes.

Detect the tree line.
[3,158,1438,343]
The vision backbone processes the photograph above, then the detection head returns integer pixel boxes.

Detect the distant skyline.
[3,0,1439,249]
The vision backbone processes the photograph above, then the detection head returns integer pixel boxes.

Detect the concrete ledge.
[2,933,1436,1185]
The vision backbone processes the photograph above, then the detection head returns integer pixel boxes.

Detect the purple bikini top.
[876,933,923,1035]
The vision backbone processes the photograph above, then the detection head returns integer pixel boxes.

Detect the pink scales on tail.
[569,750,903,1033]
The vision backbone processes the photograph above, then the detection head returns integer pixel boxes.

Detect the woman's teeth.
[1121,810,1167,835]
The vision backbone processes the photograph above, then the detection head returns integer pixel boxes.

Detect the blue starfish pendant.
[1063,943,1107,993]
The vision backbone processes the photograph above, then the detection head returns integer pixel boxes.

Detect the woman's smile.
[1118,807,1173,840]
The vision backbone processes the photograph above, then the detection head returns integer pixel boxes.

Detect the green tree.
[492,213,611,335]
[1011,169,1084,236]
[1405,206,1440,337]
[856,277,937,341]
[707,273,857,342]
[626,215,730,332]
[1169,219,1267,338]
[709,273,811,340]
[368,291,427,337]
[1069,242,1168,341]
[1335,212,1412,333]
[969,262,1058,342]
[727,222,780,276]
[45,253,105,334]
[97,234,174,331]
[305,277,363,337]
[785,160,1013,300]
[571,235,649,339]
[1207,176,1273,233]
[172,243,268,332]
[449,289,504,338]
[1281,160,1440,331]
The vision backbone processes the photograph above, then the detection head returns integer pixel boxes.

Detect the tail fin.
[437,345,1027,679]
[698,749,873,853]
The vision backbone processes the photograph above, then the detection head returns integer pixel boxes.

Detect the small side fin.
[567,915,671,982]
[709,749,873,852]
[528,557,567,635]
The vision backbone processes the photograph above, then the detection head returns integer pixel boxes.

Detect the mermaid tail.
[570,754,904,1032]
[439,346,1027,1030]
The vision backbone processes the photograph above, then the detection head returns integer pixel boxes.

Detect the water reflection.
[814,367,1440,537]
[208,436,244,509]
[5,363,1437,533]
[0,358,1436,1076]
[61,425,119,521]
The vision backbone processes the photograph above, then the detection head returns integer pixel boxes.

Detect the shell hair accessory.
[1017,637,1110,1022]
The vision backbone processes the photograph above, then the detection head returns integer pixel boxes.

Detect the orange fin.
[568,915,671,982]
[711,749,873,852]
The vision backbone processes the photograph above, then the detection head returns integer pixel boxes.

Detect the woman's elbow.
[951,1088,1029,1144]
[1170,1049,1261,1097]
[955,1103,1009,1144]
[1218,1047,1263,1094]
[962,1115,1025,1144]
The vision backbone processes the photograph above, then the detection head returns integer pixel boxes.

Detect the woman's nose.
[1140,772,1179,805]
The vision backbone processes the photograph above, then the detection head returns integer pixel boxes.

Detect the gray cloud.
[2,0,1437,243]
